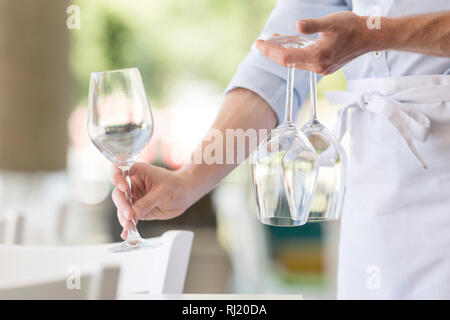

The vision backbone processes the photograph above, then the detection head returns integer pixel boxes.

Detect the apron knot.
[326,89,431,169]
[360,91,382,109]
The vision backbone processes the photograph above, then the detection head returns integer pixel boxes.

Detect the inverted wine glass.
[88,67,156,252]
[301,60,347,221]
[252,36,319,227]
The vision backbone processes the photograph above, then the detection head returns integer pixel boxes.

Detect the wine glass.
[301,59,347,222]
[87,67,156,252]
[252,36,319,227]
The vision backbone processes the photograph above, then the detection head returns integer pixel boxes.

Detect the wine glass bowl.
[253,122,318,226]
[302,121,347,221]
[88,68,153,168]
[88,67,156,252]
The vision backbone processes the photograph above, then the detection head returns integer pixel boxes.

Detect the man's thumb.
[297,18,328,34]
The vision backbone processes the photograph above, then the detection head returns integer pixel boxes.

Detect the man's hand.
[256,12,377,75]
[110,163,194,239]
[256,10,450,75]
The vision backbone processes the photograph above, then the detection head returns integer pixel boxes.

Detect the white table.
[120,293,303,300]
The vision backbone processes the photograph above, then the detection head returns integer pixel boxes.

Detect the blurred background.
[0,0,346,298]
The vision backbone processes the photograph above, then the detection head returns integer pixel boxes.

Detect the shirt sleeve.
[225,0,351,124]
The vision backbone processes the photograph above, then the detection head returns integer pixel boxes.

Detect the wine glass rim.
[90,67,139,76]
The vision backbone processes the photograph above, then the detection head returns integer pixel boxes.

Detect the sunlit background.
[0,0,346,298]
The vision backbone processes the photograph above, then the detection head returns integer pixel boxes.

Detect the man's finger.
[116,208,128,228]
[111,188,136,222]
[121,228,127,240]
[256,40,315,67]
[256,40,292,66]
[120,220,134,240]
[133,189,162,219]
[110,165,127,192]
[117,208,130,240]
[141,207,172,221]
[129,162,150,177]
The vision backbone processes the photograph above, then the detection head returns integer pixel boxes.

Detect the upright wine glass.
[252,36,319,227]
[301,60,347,221]
[88,67,155,252]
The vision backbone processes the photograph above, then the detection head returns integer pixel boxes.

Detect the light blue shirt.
[225,0,450,124]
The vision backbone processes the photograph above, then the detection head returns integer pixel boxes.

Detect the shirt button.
[373,51,382,58]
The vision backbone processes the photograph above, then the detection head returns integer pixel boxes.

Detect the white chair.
[0,202,89,246]
[0,230,194,299]
[0,264,120,299]
[0,210,25,244]
[111,230,194,297]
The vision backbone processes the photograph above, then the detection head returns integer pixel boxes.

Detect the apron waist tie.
[324,84,450,169]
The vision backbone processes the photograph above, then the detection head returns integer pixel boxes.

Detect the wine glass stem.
[121,167,142,242]
[309,71,318,121]
[284,64,295,123]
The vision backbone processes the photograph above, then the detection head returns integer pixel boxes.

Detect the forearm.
[177,88,277,203]
[373,11,450,57]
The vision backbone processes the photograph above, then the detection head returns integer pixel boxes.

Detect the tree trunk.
[0,0,71,171]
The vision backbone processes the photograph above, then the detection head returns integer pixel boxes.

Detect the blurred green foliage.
[70,0,275,106]
[70,0,345,107]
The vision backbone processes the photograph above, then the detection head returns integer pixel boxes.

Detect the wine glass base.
[258,217,306,227]
[266,35,315,49]
[108,238,160,253]
[307,218,339,222]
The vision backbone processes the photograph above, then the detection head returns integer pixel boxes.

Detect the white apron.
[326,74,450,299]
